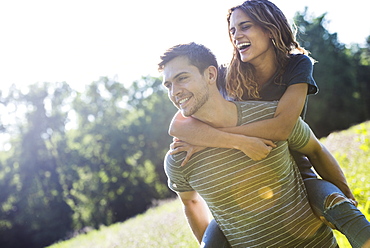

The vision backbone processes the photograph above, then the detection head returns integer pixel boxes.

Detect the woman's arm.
[170,83,308,145]
[221,83,308,140]
[297,130,356,203]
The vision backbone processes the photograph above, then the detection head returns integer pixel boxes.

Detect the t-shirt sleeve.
[287,117,311,150]
[286,54,318,95]
[164,152,194,193]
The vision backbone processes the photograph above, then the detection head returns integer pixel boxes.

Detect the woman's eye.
[242,25,251,30]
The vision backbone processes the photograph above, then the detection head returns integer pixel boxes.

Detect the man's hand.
[170,138,206,167]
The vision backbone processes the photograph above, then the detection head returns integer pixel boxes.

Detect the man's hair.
[158,42,218,74]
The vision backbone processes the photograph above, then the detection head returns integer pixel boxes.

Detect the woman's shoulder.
[288,53,314,66]
[285,54,315,74]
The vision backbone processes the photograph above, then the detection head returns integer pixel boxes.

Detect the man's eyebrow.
[163,71,188,85]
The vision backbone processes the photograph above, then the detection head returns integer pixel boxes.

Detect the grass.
[48,121,370,248]
[319,121,370,247]
[47,199,198,248]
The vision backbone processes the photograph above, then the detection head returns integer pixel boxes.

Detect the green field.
[48,122,370,248]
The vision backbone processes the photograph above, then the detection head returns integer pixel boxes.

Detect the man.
[159,42,338,247]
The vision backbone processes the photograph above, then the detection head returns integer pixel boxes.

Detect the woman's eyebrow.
[238,20,252,26]
[230,20,252,31]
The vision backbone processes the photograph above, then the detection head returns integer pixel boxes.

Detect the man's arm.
[296,130,356,202]
[178,191,210,244]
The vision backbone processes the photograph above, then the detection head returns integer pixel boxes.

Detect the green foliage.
[320,121,370,211]
[0,77,177,248]
[294,10,370,137]
[0,82,74,248]
[320,121,370,247]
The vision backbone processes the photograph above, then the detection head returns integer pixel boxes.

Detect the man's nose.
[170,84,182,96]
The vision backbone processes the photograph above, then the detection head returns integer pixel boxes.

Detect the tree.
[294,10,365,137]
[350,36,370,120]
[63,76,176,229]
[0,82,73,248]
[0,77,177,247]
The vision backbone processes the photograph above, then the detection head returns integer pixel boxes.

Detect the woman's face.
[229,8,275,66]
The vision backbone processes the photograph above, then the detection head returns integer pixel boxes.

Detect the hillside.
[48,199,198,248]
[48,121,370,248]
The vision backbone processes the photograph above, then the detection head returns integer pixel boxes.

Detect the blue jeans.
[201,179,370,248]
[304,178,370,248]
[201,219,231,248]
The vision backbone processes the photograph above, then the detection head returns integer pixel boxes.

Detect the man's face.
[162,56,210,117]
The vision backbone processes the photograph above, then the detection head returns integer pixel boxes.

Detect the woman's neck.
[255,61,278,86]
[252,52,279,86]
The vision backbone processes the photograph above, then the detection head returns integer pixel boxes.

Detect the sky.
[0,0,369,93]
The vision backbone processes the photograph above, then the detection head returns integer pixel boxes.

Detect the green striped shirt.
[164,101,337,248]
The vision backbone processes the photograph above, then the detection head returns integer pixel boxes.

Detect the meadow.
[48,121,370,248]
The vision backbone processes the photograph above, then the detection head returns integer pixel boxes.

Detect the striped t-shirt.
[164,101,337,248]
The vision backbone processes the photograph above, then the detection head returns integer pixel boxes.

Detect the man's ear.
[205,66,218,85]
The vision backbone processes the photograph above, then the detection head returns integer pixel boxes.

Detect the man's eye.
[164,83,171,89]
[178,76,188,81]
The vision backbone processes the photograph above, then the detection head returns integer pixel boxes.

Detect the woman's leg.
[201,219,231,248]
[304,178,370,248]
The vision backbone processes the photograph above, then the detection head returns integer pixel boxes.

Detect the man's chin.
[181,112,190,118]
[180,109,192,118]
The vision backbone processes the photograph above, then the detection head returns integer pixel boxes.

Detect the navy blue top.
[218,54,318,179]
[257,54,318,101]
[218,54,318,119]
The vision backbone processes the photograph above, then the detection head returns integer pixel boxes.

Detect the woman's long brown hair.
[226,0,309,100]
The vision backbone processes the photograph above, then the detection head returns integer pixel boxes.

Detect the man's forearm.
[184,206,210,243]
[180,197,210,243]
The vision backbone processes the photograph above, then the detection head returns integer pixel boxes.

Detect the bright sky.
[0,0,369,93]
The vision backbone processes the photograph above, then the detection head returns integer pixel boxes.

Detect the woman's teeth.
[237,42,251,50]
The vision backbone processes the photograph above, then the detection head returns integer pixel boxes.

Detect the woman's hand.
[234,135,277,161]
[170,138,206,167]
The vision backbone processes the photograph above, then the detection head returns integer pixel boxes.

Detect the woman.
[169,1,370,247]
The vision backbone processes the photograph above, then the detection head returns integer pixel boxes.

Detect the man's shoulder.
[164,151,185,167]
[233,100,279,125]
[234,100,279,114]
[234,100,279,107]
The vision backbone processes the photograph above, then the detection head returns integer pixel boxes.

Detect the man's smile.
[177,96,191,106]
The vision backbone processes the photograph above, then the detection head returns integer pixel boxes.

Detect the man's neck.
[192,96,238,128]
